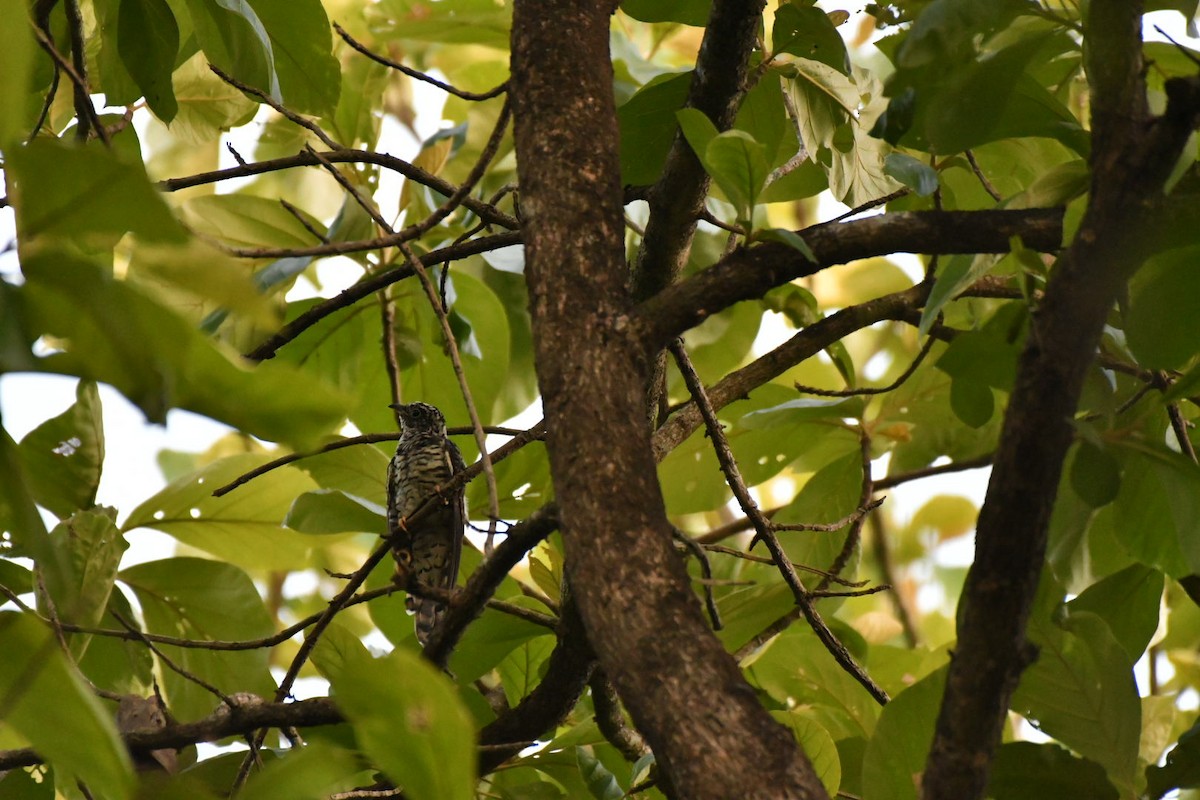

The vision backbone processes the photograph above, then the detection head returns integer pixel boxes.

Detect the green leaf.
[40,508,127,657]
[455,610,552,687]
[237,742,362,800]
[1110,444,1200,578]
[772,4,849,72]
[748,627,880,741]
[918,253,1004,337]
[1013,610,1140,795]
[124,453,322,570]
[921,36,1059,155]
[310,619,374,683]
[676,110,768,219]
[120,557,276,721]
[17,380,104,518]
[948,377,994,428]
[698,127,771,218]
[183,0,280,101]
[771,712,841,795]
[987,742,1117,800]
[293,442,390,505]
[0,0,38,144]
[495,632,556,706]
[1126,245,1200,369]
[374,0,511,47]
[1067,564,1163,662]
[118,0,181,121]
[861,666,946,800]
[329,645,476,800]
[756,228,817,262]
[245,0,340,114]
[20,252,349,448]
[168,52,258,144]
[884,152,939,196]
[0,612,134,799]
[787,58,858,156]
[618,72,691,185]
[9,138,186,245]
[1069,440,1121,509]
[0,425,49,560]
[741,397,863,428]
[285,489,385,534]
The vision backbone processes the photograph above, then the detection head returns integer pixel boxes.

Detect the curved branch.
[477,593,595,774]
[245,231,522,360]
[160,149,519,230]
[424,503,560,667]
[634,208,1064,351]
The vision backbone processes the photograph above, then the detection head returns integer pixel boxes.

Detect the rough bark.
[509,2,828,798]
[921,3,1200,797]
[631,0,766,301]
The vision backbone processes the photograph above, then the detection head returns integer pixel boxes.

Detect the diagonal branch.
[634,208,1064,352]
[669,339,888,705]
[244,231,521,361]
[160,149,518,230]
[631,0,766,301]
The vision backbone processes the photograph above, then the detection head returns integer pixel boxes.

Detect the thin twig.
[305,144,392,231]
[279,199,328,243]
[873,453,994,490]
[794,335,936,398]
[697,544,869,587]
[333,22,508,101]
[161,149,518,230]
[817,427,875,591]
[63,0,106,144]
[671,529,723,630]
[210,64,341,150]
[965,150,1003,202]
[242,235,520,359]
[111,612,232,705]
[403,242,502,551]
[380,287,404,407]
[212,425,537,497]
[830,189,910,222]
[668,339,888,705]
[868,512,920,648]
[772,498,884,532]
[31,25,108,146]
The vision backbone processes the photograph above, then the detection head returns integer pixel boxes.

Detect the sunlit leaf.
[124,453,321,570]
[0,613,134,799]
[17,380,104,518]
[329,645,476,800]
[120,557,276,721]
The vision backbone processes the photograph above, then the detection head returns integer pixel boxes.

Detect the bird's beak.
[388,403,404,411]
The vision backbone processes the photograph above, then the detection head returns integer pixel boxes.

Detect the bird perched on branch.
[387,401,466,645]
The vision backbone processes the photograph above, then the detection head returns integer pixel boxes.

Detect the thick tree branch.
[652,282,932,460]
[423,503,559,667]
[922,3,1200,797]
[476,593,595,774]
[0,698,344,771]
[634,208,1063,351]
[509,3,828,797]
[631,0,765,301]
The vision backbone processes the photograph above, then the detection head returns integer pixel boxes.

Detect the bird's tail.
[408,595,445,646]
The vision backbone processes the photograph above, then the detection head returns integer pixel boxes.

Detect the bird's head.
[390,402,447,435]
